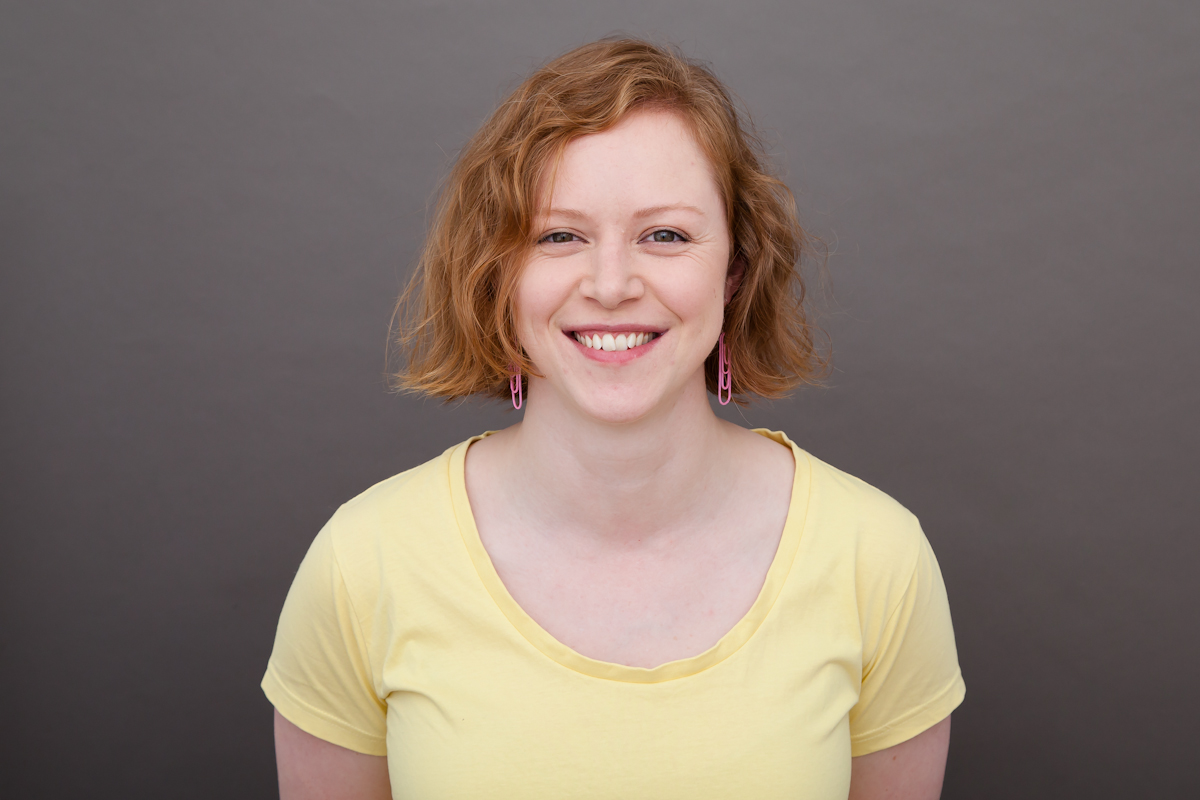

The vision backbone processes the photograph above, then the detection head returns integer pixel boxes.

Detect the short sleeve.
[261,521,388,755]
[849,529,965,756]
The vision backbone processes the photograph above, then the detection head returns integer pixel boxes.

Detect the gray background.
[2,1,1197,797]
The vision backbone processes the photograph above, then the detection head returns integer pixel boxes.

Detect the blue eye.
[543,231,577,244]
[649,230,687,243]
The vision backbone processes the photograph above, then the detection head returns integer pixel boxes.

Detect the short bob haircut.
[393,37,827,404]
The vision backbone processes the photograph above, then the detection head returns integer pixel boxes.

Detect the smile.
[572,331,660,352]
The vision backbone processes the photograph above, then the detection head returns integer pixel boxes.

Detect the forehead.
[540,109,722,214]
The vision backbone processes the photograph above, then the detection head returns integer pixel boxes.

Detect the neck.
[500,374,734,546]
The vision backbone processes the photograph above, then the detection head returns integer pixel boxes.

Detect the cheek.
[513,261,569,341]
[652,259,728,321]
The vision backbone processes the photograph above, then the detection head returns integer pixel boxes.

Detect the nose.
[581,239,643,309]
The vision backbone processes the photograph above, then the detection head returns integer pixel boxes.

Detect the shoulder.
[761,430,922,545]
[335,443,459,528]
[318,438,475,583]
[803,449,922,544]
[769,432,931,604]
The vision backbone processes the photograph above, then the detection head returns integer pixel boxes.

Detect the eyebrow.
[543,204,708,221]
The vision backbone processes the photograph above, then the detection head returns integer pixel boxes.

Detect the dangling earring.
[717,331,733,406]
[508,366,523,410]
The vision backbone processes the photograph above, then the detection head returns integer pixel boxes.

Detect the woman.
[264,38,964,799]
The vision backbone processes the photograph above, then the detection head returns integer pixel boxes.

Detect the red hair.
[393,38,828,403]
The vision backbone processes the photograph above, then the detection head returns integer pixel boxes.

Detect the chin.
[570,386,664,425]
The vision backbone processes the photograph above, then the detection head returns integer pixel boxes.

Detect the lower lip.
[568,333,662,363]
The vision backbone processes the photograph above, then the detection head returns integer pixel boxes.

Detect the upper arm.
[848,714,951,800]
[851,523,964,756]
[262,523,389,754]
[264,523,392,796]
[275,709,392,800]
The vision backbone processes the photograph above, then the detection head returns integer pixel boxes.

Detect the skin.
[275,109,950,799]
[275,710,391,800]
[849,717,952,800]
[466,109,794,668]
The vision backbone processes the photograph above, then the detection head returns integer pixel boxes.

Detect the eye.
[646,229,688,244]
[541,231,579,244]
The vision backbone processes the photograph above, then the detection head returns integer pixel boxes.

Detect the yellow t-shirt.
[263,430,965,799]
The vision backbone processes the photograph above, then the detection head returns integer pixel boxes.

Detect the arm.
[275,709,392,800]
[847,715,951,800]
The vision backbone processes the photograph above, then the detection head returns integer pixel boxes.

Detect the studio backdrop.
[2,1,1197,797]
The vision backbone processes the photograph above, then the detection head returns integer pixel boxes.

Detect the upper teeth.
[573,332,657,351]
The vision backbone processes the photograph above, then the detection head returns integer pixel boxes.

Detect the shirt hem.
[850,672,965,757]
[450,430,813,684]
[262,667,388,757]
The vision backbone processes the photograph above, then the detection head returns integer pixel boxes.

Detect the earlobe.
[724,254,747,305]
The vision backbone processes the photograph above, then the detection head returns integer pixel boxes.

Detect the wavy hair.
[392,37,828,403]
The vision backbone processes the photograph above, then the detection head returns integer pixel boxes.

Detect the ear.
[724,253,746,305]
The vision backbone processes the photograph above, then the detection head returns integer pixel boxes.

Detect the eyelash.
[645,229,689,244]
[538,229,690,244]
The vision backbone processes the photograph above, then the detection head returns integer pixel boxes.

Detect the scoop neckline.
[448,428,812,684]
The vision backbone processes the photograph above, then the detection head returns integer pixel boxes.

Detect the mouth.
[569,330,662,352]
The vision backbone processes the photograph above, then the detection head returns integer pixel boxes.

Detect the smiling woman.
[263,38,964,800]
[515,110,733,424]
[393,38,825,404]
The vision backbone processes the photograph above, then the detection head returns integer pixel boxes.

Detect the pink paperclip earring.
[508,366,523,410]
[717,331,733,405]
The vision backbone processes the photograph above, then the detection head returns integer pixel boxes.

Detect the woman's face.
[515,108,733,424]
